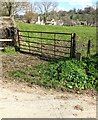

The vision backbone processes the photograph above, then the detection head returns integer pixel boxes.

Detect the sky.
[29,0,97,11]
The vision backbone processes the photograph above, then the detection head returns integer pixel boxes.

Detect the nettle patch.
[36,57,97,90]
[10,55,98,91]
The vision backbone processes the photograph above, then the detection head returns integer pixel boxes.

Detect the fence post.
[70,33,76,58]
[87,40,91,57]
[72,33,76,58]
[70,34,73,58]
[12,27,17,51]
[54,34,56,58]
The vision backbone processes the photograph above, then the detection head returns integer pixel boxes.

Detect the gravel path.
[0,79,96,118]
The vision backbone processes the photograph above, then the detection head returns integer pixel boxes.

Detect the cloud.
[30,0,93,3]
[2,0,29,2]
[56,0,95,11]
[29,0,96,11]
[69,0,93,8]
[31,0,94,6]
[56,6,66,11]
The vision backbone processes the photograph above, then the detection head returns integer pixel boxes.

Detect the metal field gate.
[17,30,76,60]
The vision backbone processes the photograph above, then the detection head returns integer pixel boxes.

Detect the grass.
[0,47,17,54]
[16,22,96,56]
[10,55,98,92]
[6,22,97,92]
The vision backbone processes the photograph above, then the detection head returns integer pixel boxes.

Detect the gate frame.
[17,30,76,59]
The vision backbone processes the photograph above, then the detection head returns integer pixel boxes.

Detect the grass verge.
[0,47,17,54]
[9,54,98,92]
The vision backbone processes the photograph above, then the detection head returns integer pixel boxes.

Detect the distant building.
[36,16,41,24]
[36,16,45,25]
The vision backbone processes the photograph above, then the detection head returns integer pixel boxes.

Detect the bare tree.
[0,1,3,16]
[34,2,58,24]
[24,11,37,23]
[2,0,30,16]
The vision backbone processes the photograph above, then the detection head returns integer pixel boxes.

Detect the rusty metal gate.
[17,30,76,60]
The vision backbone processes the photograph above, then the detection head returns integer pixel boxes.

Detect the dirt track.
[0,54,96,118]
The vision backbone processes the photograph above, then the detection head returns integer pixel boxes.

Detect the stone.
[0,16,17,48]
[75,52,81,60]
[0,16,16,39]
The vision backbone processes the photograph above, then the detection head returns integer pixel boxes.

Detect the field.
[16,22,96,56]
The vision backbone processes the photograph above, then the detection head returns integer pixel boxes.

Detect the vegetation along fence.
[17,30,76,59]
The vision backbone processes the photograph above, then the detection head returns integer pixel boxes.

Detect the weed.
[10,55,98,91]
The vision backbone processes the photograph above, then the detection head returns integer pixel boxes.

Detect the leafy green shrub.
[83,55,98,91]
[35,56,98,90]
[10,55,98,91]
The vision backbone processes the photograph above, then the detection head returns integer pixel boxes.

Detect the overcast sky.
[29,0,97,11]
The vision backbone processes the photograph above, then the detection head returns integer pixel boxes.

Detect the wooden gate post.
[87,40,91,57]
[70,33,76,58]
[72,33,76,58]
[13,27,18,51]
[17,29,20,51]
[70,34,73,58]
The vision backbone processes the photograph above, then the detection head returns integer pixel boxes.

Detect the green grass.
[0,47,17,54]
[16,22,96,56]
[7,22,97,92]
[10,55,98,92]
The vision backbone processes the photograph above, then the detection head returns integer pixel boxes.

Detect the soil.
[0,53,96,118]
